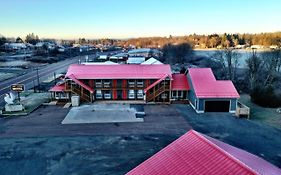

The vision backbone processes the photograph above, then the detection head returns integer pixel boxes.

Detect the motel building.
[49,64,239,113]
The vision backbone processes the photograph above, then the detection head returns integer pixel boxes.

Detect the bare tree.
[246,49,263,90]
[212,48,239,82]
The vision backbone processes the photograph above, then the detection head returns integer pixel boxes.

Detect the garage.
[204,101,230,112]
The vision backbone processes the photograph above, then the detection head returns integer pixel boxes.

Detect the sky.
[0,0,281,39]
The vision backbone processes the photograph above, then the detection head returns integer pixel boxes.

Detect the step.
[63,102,72,108]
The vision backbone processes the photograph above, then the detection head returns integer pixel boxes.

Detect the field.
[239,94,281,130]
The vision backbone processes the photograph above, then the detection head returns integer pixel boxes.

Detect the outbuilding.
[187,68,239,113]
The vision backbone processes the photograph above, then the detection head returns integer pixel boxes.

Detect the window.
[95,80,102,88]
[128,90,135,99]
[178,91,183,98]
[128,80,135,88]
[96,90,102,99]
[104,90,111,99]
[103,80,111,88]
[137,90,144,99]
[172,91,177,98]
[137,80,143,87]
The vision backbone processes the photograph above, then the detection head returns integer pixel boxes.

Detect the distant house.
[269,45,279,49]
[187,68,239,113]
[127,57,145,64]
[2,43,27,51]
[141,57,163,65]
[127,130,281,175]
[81,61,118,65]
[109,53,128,63]
[251,45,263,49]
[128,48,162,58]
[235,44,246,49]
[98,55,108,60]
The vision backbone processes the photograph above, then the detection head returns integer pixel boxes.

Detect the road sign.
[11,84,25,92]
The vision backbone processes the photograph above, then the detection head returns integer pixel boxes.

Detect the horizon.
[1,0,281,40]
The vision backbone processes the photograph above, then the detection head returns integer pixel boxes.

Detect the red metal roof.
[65,64,172,80]
[49,84,65,92]
[127,130,259,175]
[188,68,240,98]
[171,74,190,91]
[206,135,281,175]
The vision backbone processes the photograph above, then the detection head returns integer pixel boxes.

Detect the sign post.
[10,84,25,102]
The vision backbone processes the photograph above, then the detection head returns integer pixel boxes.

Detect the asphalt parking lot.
[0,104,280,175]
[0,104,191,138]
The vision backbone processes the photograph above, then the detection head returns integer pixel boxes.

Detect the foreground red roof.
[188,68,240,98]
[127,130,273,175]
[171,74,190,91]
[65,64,172,79]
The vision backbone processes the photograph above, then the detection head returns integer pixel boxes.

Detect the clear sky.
[0,0,280,39]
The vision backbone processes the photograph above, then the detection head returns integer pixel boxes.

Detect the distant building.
[141,57,163,65]
[128,48,162,58]
[98,55,108,60]
[2,43,27,51]
[269,45,279,49]
[251,45,263,49]
[127,57,145,64]
[187,68,239,113]
[109,53,128,63]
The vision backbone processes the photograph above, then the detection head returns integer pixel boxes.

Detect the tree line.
[116,32,281,48]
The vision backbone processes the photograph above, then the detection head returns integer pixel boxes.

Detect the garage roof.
[171,74,190,91]
[188,68,239,98]
[127,130,281,175]
[65,64,172,80]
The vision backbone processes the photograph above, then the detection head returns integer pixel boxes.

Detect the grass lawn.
[2,92,50,116]
[239,94,281,130]
[0,72,17,81]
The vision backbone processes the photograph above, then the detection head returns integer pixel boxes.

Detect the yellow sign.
[11,84,24,92]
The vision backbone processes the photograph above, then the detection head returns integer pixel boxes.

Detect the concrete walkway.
[62,104,144,124]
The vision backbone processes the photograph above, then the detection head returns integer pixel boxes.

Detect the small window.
[178,91,182,97]
[95,80,102,87]
[128,90,135,99]
[172,91,177,97]
[137,90,144,99]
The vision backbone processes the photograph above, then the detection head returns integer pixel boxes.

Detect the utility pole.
[54,72,57,85]
[36,67,40,92]
[33,79,36,93]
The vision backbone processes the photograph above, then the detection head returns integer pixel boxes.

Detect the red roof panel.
[171,74,190,91]
[188,68,240,98]
[49,84,65,92]
[127,130,259,175]
[65,64,172,80]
